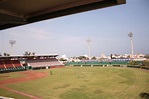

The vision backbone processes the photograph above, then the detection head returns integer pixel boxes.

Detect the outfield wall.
[65,60,149,69]
[65,61,129,66]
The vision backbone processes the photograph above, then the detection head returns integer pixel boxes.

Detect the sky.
[0,0,149,57]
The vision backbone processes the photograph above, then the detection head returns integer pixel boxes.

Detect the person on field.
[50,70,52,75]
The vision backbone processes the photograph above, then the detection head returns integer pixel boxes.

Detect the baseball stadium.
[0,0,149,99]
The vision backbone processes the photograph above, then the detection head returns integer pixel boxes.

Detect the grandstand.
[0,59,25,73]
[26,56,64,69]
[0,54,64,73]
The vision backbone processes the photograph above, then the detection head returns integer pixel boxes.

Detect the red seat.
[0,60,5,69]
[3,60,14,68]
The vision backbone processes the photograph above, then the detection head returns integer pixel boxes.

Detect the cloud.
[5,26,53,40]
[24,27,51,40]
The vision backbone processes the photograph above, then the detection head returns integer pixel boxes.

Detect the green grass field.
[0,67,149,99]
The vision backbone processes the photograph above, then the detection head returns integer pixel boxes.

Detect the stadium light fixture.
[128,32,134,58]
[9,40,16,55]
[86,39,91,59]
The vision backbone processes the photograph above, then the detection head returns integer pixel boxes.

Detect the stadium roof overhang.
[0,0,126,30]
[0,54,59,60]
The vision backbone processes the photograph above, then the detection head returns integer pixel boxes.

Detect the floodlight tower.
[128,32,134,58]
[86,39,91,59]
[9,40,16,55]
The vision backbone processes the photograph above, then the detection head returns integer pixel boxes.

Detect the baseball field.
[0,67,148,99]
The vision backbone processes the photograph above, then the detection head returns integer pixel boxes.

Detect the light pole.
[86,39,91,59]
[9,40,16,55]
[128,32,134,58]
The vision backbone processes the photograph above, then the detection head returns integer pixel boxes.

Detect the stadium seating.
[0,60,25,73]
[27,58,64,69]
[12,60,22,67]
[3,60,14,68]
[0,60,6,69]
